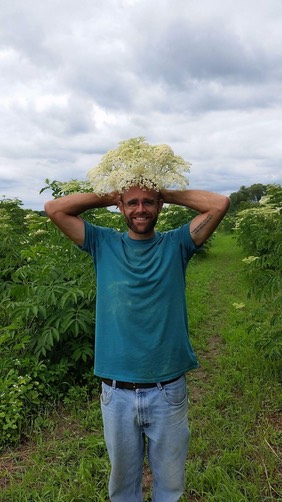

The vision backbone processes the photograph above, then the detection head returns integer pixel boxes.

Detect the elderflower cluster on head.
[87,137,191,194]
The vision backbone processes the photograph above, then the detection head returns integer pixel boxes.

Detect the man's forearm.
[161,189,230,245]
[160,189,229,214]
[44,191,120,217]
[44,191,121,246]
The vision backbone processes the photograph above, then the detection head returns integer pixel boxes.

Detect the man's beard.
[124,214,159,235]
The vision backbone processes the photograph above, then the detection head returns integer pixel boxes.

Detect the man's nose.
[136,202,147,209]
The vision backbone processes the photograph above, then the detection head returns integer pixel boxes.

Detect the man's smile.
[118,186,163,239]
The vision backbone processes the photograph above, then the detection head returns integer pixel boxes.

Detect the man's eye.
[125,200,156,207]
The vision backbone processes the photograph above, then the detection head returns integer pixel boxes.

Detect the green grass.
[0,232,281,501]
[186,232,281,501]
[0,402,109,501]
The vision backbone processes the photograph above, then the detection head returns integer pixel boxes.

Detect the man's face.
[118,186,163,240]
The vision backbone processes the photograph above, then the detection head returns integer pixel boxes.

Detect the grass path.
[185,232,281,501]
[0,232,281,501]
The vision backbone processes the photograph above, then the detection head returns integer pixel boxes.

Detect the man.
[45,185,229,501]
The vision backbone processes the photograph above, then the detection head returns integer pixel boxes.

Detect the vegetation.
[235,184,282,360]
[222,183,269,233]
[229,183,268,212]
[0,182,281,500]
[186,232,281,500]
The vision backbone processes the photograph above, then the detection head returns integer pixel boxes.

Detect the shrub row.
[0,183,206,447]
[235,184,282,362]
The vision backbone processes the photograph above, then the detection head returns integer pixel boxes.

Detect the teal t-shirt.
[82,221,199,382]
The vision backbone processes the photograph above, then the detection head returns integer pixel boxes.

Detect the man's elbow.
[213,196,230,222]
[44,200,58,220]
[220,195,230,214]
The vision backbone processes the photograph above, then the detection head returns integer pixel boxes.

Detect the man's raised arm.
[160,189,230,246]
[44,192,120,247]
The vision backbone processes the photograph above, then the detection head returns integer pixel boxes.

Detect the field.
[0,231,281,501]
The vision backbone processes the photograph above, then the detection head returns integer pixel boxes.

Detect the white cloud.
[0,0,281,209]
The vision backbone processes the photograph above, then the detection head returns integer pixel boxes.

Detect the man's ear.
[117,200,124,214]
[158,199,164,213]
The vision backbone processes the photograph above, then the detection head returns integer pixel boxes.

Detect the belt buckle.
[132,382,136,390]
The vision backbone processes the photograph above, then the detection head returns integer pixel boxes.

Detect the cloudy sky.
[1,0,281,210]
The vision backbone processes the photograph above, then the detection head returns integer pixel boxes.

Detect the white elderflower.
[232,302,246,310]
[242,256,259,264]
[34,229,48,236]
[24,213,36,220]
[87,137,191,194]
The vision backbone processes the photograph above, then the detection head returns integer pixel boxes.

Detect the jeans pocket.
[100,382,113,406]
[163,376,187,406]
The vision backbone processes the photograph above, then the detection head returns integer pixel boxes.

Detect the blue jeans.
[101,375,190,502]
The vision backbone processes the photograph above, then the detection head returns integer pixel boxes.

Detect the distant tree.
[229,184,267,212]
[248,183,268,202]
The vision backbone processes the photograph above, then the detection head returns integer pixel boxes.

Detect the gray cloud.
[0,0,281,210]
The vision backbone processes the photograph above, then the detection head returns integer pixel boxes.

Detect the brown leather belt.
[101,375,181,390]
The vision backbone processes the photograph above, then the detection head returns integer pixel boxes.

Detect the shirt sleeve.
[81,220,119,257]
[81,220,100,256]
[169,223,201,262]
